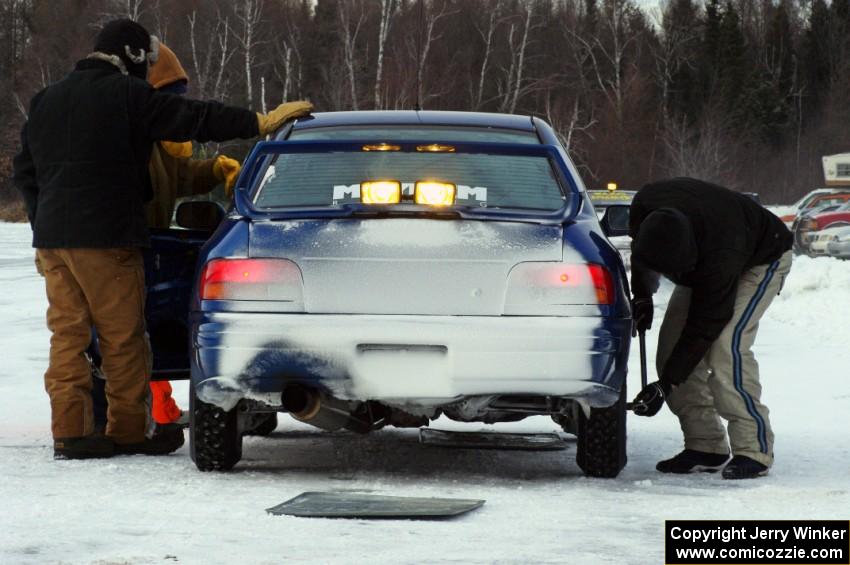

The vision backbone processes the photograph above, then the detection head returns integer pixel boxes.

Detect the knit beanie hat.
[94,19,159,79]
[632,208,698,275]
[148,43,189,90]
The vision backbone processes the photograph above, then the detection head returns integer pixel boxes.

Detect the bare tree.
[274,38,295,100]
[338,0,365,110]
[471,1,500,110]
[188,9,234,102]
[406,0,453,109]
[567,0,643,123]
[497,0,534,114]
[95,0,145,26]
[232,0,264,109]
[663,112,733,183]
[374,0,398,109]
[272,12,305,101]
[650,2,700,122]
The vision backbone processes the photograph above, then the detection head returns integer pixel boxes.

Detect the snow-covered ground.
[1,221,849,565]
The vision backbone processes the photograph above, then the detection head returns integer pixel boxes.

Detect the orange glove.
[256,100,313,135]
[213,155,241,197]
[161,141,193,159]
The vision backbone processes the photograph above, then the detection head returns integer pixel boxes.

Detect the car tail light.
[415,181,456,206]
[361,181,401,204]
[200,258,303,301]
[505,262,615,311]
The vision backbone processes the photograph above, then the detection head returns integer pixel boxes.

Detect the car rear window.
[253,149,567,212]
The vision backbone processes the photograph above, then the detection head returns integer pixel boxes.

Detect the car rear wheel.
[190,382,242,472]
[576,385,627,478]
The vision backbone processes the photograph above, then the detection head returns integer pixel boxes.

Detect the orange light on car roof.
[362,143,401,152]
[416,144,456,153]
[415,181,456,206]
[361,181,402,204]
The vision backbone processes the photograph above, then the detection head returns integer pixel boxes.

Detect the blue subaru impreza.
[176,111,632,477]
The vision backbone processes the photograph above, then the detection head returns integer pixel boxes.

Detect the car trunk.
[249,218,563,316]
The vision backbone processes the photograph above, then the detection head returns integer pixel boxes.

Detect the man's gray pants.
[657,251,792,467]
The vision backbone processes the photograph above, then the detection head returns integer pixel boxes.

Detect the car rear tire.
[246,413,278,436]
[190,383,242,472]
[576,385,627,478]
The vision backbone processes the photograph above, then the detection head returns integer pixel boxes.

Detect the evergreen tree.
[716,1,747,115]
[663,0,701,122]
[766,2,793,95]
[700,0,722,97]
[803,0,831,113]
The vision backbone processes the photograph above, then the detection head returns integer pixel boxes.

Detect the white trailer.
[822,153,850,187]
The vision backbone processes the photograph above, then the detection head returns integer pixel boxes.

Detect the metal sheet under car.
[419,428,567,451]
[267,492,485,519]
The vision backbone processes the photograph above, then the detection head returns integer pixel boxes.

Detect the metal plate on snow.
[419,428,567,451]
[266,492,485,519]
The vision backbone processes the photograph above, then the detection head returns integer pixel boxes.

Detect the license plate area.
[351,344,451,398]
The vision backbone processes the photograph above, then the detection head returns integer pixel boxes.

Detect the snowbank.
[768,255,850,342]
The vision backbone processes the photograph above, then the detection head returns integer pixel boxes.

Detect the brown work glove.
[256,101,313,136]
[213,155,241,198]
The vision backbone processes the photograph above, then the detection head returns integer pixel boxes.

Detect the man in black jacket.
[628,178,792,479]
[13,19,312,459]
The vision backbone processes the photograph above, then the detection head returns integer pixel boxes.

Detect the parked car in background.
[741,192,762,205]
[792,202,850,254]
[780,189,850,229]
[808,226,849,256]
[187,111,633,478]
[587,185,635,266]
[826,226,850,259]
[587,185,636,213]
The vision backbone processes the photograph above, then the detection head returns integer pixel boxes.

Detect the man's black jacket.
[629,178,792,386]
[13,58,259,248]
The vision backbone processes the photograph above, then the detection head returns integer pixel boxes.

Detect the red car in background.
[780,190,850,228]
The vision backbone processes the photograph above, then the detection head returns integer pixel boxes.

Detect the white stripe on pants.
[656,250,792,467]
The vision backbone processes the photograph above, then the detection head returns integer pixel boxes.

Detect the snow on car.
[186,111,633,477]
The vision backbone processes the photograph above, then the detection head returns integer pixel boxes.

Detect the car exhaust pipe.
[282,384,383,432]
[281,385,352,431]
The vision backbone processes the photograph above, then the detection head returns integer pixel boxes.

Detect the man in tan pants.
[13,19,312,459]
[38,249,150,445]
[628,178,793,479]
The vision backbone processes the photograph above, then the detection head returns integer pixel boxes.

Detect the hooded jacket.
[629,178,792,386]
[144,43,219,229]
[13,57,258,248]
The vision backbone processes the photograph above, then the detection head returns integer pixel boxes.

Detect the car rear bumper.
[191,312,630,410]
[827,240,850,258]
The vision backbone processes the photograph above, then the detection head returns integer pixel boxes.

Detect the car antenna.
[414,0,423,112]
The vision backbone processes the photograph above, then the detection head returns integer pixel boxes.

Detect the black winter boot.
[113,424,185,456]
[722,455,769,480]
[54,433,114,460]
[656,449,730,474]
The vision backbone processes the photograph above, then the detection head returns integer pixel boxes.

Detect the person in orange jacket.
[145,43,242,425]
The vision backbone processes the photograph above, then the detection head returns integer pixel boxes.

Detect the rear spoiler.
[231,140,581,225]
